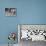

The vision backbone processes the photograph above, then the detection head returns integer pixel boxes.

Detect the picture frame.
[5,8,16,16]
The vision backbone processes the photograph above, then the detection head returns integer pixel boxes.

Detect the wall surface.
[0,0,46,44]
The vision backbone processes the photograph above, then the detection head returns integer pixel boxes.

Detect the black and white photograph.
[5,8,16,16]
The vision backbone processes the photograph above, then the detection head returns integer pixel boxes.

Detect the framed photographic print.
[5,8,16,16]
